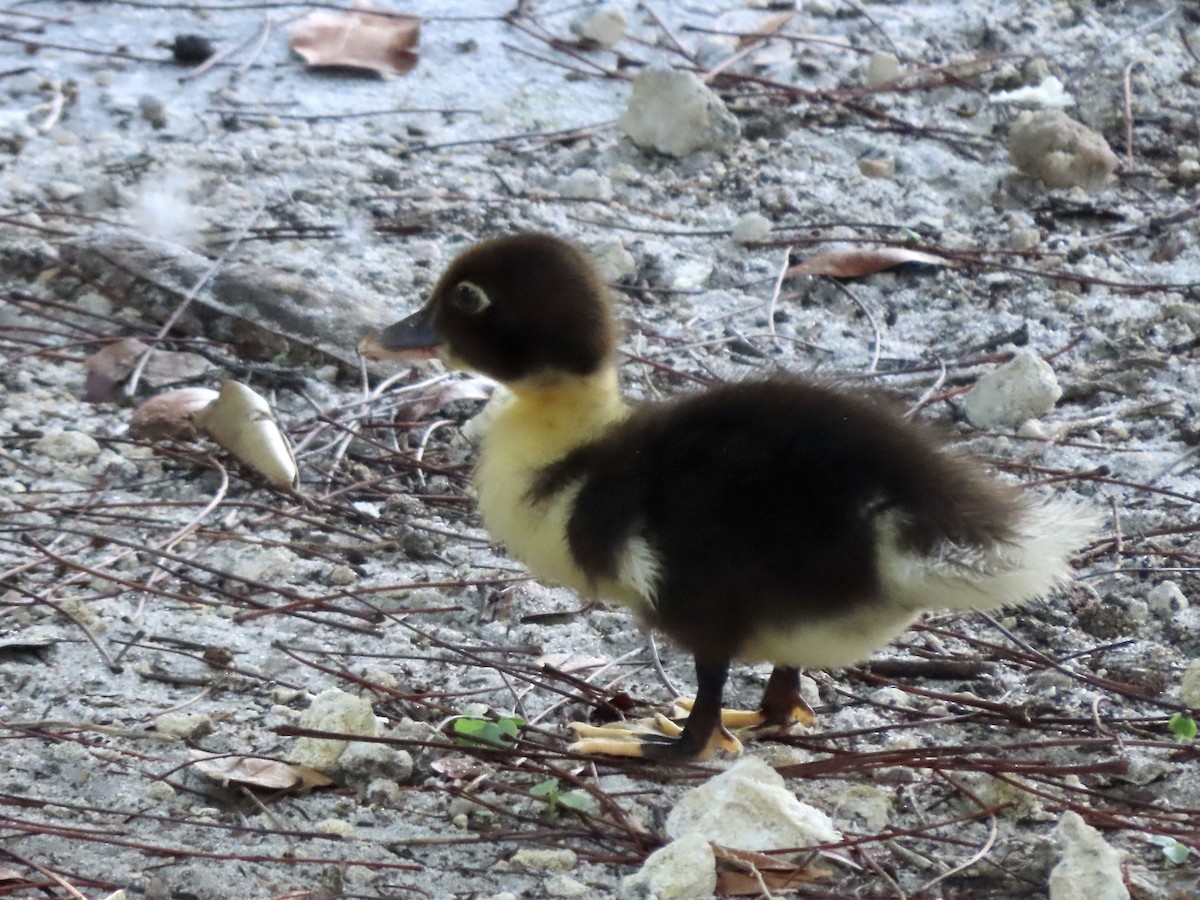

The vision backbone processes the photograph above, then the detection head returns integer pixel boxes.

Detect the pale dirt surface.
[2,1,1200,898]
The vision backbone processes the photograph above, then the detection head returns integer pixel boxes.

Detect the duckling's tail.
[879,497,1101,612]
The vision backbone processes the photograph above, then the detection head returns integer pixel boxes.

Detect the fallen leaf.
[714,845,830,896]
[289,4,420,77]
[129,387,220,440]
[394,375,494,421]
[787,246,953,280]
[84,337,213,403]
[193,380,299,489]
[191,751,333,791]
[0,867,27,884]
[429,753,494,781]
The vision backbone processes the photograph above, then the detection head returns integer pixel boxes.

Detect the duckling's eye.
[452,281,490,315]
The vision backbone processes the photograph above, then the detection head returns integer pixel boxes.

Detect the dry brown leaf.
[84,337,212,403]
[190,751,333,791]
[429,753,494,781]
[714,845,830,896]
[787,246,952,280]
[129,387,219,440]
[394,375,494,421]
[289,4,420,77]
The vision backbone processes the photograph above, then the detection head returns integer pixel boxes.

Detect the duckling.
[361,233,1097,762]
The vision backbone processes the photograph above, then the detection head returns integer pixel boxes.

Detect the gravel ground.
[2,1,1200,898]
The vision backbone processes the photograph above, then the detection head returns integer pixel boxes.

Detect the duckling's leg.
[670,666,816,730]
[568,659,742,761]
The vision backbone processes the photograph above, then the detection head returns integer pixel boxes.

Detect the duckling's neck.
[491,366,628,465]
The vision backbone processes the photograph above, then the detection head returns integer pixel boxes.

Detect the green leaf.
[530,778,560,798]
[558,791,591,812]
[1163,842,1190,865]
[452,716,521,747]
[1168,713,1197,740]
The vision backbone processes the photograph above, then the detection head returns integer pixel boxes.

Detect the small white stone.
[731,212,772,244]
[666,756,840,850]
[865,51,902,87]
[511,848,577,872]
[546,876,590,898]
[1008,110,1119,190]
[870,686,912,708]
[619,68,741,157]
[1017,419,1049,439]
[288,689,379,773]
[556,168,613,201]
[578,7,626,47]
[858,156,895,179]
[329,564,358,586]
[338,741,413,783]
[620,832,716,900]
[589,239,637,281]
[1048,811,1129,900]
[153,713,213,739]
[316,818,355,838]
[1147,580,1188,615]
[963,350,1063,429]
[1181,659,1200,708]
[1178,159,1200,183]
[35,430,101,461]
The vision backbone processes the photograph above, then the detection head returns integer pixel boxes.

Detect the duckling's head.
[364,233,617,384]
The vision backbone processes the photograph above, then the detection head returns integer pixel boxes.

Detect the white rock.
[830,784,892,830]
[731,212,772,244]
[556,168,613,201]
[666,756,841,850]
[619,68,741,157]
[153,713,213,739]
[1181,658,1200,708]
[620,832,716,900]
[589,239,637,281]
[511,848,577,872]
[337,740,413,783]
[865,51,902,87]
[35,430,101,461]
[963,350,1062,429]
[990,75,1075,108]
[316,818,355,838]
[1048,811,1129,900]
[1147,580,1189,615]
[1008,110,1119,190]
[870,686,912,708]
[578,7,626,47]
[288,688,379,773]
[545,875,590,898]
[0,109,34,153]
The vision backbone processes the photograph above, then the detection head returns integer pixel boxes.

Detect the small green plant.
[530,777,591,817]
[1168,713,1197,741]
[452,715,524,747]
[1148,834,1191,866]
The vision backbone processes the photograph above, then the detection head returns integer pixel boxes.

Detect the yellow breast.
[473,370,632,601]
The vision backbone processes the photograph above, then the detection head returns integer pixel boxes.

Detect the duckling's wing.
[546,379,1092,651]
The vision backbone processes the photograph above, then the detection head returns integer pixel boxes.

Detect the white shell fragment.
[665,756,841,851]
[990,75,1075,108]
[1048,811,1130,900]
[193,380,298,488]
[963,349,1062,429]
[619,68,741,157]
